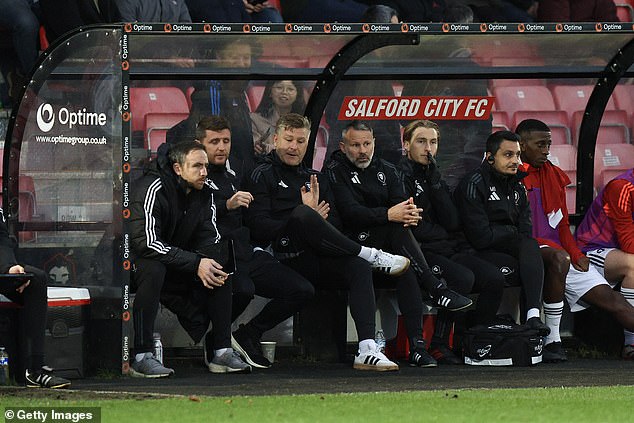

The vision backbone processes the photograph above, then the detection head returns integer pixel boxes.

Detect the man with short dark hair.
[196,115,314,369]
[400,119,505,364]
[245,113,410,371]
[516,118,578,362]
[575,168,634,359]
[129,140,251,376]
[454,130,550,334]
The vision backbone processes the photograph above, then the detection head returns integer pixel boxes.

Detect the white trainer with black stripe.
[353,347,399,371]
[369,249,410,276]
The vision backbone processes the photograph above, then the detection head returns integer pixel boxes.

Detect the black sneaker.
[408,340,437,368]
[526,317,551,336]
[25,367,71,389]
[232,325,272,369]
[429,343,462,365]
[543,341,567,363]
[432,287,473,312]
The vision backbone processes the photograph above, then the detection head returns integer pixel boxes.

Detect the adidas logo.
[488,191,501,201]
[278,180,288,188]
[437,296,451,308]
[363,354,381,366]
[351,172,361,184]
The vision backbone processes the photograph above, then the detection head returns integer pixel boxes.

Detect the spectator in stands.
[38,0,118,43]
[167,38,255,171]
[325,121,475,366]
[279,0,367,22]
[454,130,550,335]
[129,141,251,377]
[537,0,618,22]
[359,0,445,21]
[361,4,399,22]
[517,119,580,362]
[186,0,282,23]
[443,2,474,22]
[456,0,537,22]
[0,0,40,101]
[244,113,411,371]
[114,0,191,22]
[251,80,306,156]
[196,116,314,369]
[399,120,505,364]
[575,168,634,359]
[0,209,71,388]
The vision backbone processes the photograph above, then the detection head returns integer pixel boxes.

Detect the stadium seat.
[246,84,266,112]
[490,58,546,87]
[616,3,634,21]
[572,110,630,145]
[512,110,571,145]
[552,85,617,123]
[130,87,189,134]
[548,144,577,185]
[493,86,557,120]
[594,143,634,190]
[144,112,189,156]
[613,84,634,120]
[492,111,509,131]
[313,120,330,171]
[565,186,577,215]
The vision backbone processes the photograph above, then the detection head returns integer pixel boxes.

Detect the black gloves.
[425,154,442,188]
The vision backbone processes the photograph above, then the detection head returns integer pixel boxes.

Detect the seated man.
[575,168,634,359]
[0,210,71,388]
[454,130,550,335]
[325,121,475,367]
[244,113,409,371]
[517,119,578,362]
[399,119,505,364]
[129,140,250,377]
[196,116,314,369]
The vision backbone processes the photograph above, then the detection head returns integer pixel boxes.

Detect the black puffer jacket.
[129,143,220,275]
[453,161,532,251]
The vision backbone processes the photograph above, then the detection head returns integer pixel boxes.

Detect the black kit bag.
[463,315,544,366]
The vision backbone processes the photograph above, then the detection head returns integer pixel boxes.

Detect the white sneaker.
[369,249,410,276]
[353,347,399,371]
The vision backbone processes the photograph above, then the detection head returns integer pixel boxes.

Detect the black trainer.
[526,317,551,336]
[232,325,272,369]
[25,367,71,389]
[408,340,437,368]
[543,341,567,363]
[432,287,473,312]
[429,343,462,365]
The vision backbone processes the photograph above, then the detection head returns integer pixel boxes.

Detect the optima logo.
[36,103,107,133]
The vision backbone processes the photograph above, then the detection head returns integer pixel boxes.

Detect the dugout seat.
[594,143,634,190]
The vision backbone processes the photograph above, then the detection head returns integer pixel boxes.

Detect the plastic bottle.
[152,333,163,364]
[375,330,386,354]
[0,347,9,385]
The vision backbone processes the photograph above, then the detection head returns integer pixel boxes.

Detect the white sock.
[215,347,231,357]
[621,287,634,345]
[526,308,541,321]
[358,246,376,262]
[135,353,146,362]
[358,338,376,353]
[543,301,564,345]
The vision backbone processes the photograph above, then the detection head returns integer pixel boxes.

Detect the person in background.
[251,80,306,156]
[575,168,634,359]
[0,209,71,388]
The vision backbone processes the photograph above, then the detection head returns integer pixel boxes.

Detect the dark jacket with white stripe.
[325,150,407,233]
[129,144,220,275]
[453,161,531,251]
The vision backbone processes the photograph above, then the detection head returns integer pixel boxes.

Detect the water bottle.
[375,330,386,354]
[0,347,9,385]
[152,333,163,364]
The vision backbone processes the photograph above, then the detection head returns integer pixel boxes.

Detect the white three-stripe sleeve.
[143,178,171,254]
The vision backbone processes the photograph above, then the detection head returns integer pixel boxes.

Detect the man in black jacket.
[196,115,314,369]
[129,141,251,377]
[245,113,410,371]
[325,120,473,367]
[454,130,549,334]
[400,119,505,364]
[0,210,71,388]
